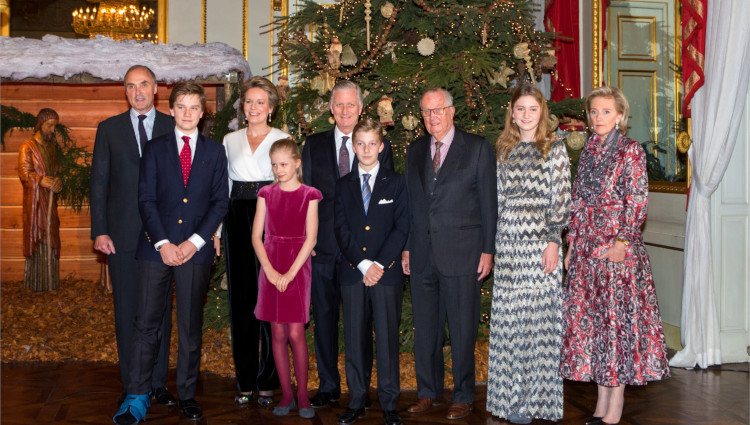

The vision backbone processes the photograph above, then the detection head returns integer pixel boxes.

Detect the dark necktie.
[137,114,148,155]
[180,135,192,187]
[338,135,350,177]
[361,173,372,214]
[432,141,443,173]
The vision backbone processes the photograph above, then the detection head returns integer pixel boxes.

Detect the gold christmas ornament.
[565,131,586,151]
[401,114,420,130]
[365,0,372,50]
[328,116,336,125]
[417,37,436,56]
[513,42,535,81]
[276,75,290,102]
[548,114,560,131]
[377,95,395,126]
[311,71,336,95]
[327,36,343,70]
[487,61,515,88]
[381,1,394,19]
[341,44,358,66]
[384,41,398,62]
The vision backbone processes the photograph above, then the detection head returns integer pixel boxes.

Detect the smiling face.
[588,96,623,137]
[420,90,455,141]
[271,147,301,184]
[170,94,204,134]
[353,129,384,171]
[124,67,157,114]
[330,87,362,134]
[243,87,272,127]
[512,94,542,140]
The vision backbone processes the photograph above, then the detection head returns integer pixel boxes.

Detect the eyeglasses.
[420,106,453,117]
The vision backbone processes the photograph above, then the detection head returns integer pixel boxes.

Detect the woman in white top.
[221,76,290,406]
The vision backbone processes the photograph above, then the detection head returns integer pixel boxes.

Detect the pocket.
[458,224,481,230]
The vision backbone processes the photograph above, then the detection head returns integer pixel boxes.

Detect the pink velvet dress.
[254,183,322,324]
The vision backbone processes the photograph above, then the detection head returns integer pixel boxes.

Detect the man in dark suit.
[334,118,408,425]
[402,88,497,420]
[113,82,228,424]
[90,65,176,405]
[301,80,393,408]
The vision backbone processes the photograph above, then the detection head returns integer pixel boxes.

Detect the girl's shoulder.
[301,184,323,201]
[258,183,276,198]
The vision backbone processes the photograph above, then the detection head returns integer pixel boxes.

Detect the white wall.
[711,92,750,363]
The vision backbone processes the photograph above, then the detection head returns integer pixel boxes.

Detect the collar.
[358,162,380,181]
[334,126,353,144]
[431,125,456,147]
[175,128,199,142]
[130,107,156,120]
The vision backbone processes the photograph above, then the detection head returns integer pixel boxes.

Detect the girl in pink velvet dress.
[252,138,321,419]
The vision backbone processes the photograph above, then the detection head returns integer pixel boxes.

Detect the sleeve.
[477,137,499,254]
[89,122,111,239]
[309,187,323,202]
[617,140,648,243]
[380,138,395,171]
[17,142,42,186]
[334,181,367,267]
[257,184,271,199]
[544,140,572,245]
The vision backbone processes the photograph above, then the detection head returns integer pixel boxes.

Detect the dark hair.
[240,76,280,122]
[496,83,554,161]
[352,117,383,144]
[34,108,60,132]
[123,64,156,83]
[169,82,206,110]
[269,138,303,182]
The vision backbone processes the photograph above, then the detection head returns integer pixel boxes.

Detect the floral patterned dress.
[559,132,670,386]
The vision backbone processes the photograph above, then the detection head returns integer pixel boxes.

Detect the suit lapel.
[119,112,141,160]
[436,129,466,185]
[164,132,184,188]
[324,130,340,179]
[348,171,366,215]
[370,168,389,209]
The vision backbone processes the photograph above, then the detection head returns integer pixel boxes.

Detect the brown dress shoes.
[445,402,472,420]
[407,397,440,413]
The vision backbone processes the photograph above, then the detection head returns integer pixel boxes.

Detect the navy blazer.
[302,128,393,263]
[136,132,229,265]
[405,127,497,277]
[334,166,408,286]
[90,110,174,251]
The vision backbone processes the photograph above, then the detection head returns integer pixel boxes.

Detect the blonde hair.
[269,138,303,182]
[585,85,630,135]
[352,117,384,144]
[496,83,554,161]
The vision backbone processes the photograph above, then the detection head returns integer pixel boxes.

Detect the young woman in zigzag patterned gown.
[486,83,571,424]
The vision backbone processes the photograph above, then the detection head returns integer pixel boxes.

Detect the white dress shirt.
[223,127,291,193]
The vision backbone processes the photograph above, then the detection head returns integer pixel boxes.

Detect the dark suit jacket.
[302,128,394,263]
[136,132,229,265]
[90,110,174,251]
[334,167,409,286]
[405,127,497,277]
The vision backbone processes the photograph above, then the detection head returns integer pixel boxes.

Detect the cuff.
[189,234,206,251]
[357,259,373,275]
[154,239,169,251]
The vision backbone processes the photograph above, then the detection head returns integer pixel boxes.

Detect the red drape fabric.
[681,0,707,118]
[545,0,581,100]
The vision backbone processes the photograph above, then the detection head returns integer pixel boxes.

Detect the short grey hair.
[330,80,364,107]
[421,87,454,106]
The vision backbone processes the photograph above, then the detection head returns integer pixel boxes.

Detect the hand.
[213,237,221,257]
[363,263,384,286]
[594,241,626,263]
[401,251,410,275]
[264,266,281,289]
[276,272,295,292]
[159,243,184,266]
[541,242,560,274]
[41,176,62,193]
[178,240,198,263]
[564,247,572,270]
[94,235,116,255]
[476,252,493,281]
[311,249,317,257]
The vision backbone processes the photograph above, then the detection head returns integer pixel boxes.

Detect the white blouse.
[223,127,291,190]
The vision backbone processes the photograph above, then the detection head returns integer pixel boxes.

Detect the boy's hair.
[269,138,303,182]
[169,81,206,111]
[352,117,383,144]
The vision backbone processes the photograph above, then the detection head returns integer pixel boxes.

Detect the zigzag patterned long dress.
[486,139,571,421]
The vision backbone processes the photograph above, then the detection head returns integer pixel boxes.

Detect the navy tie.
[137,114,148,155]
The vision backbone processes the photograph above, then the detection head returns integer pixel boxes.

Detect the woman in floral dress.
[487,83,570,424]
[560,86,670,425]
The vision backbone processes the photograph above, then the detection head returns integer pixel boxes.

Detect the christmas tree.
[274,0,581,168]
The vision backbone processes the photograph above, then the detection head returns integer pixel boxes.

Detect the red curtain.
[545,0,581,100]
[682,0,707,118]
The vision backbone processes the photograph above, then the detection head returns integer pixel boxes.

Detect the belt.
[230,180,272,200]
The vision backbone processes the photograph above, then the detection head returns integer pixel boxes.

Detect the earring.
[268,113,272,123]
[615,121,620,130]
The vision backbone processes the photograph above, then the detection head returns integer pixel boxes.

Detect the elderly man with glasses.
[401,87,497,420]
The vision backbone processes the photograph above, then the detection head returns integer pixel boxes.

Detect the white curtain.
[670,0,750,369]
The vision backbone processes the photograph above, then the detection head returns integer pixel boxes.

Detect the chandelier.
[72,0,156,42]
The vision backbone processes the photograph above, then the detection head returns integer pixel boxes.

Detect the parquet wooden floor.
[1,361,747,424]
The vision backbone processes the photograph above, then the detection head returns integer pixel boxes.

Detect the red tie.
[180,135,192,187]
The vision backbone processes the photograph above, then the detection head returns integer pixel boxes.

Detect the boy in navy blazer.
[113,82,228,424]
[334,118,408,425]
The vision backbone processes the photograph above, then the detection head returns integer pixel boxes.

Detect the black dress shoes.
[178,398,203,420]
[364,393,373,409]
[310,391,340,408]
[383,410,403,425]
[151,386,177,406]
[585,416,603,425]
[338,407,366,424]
